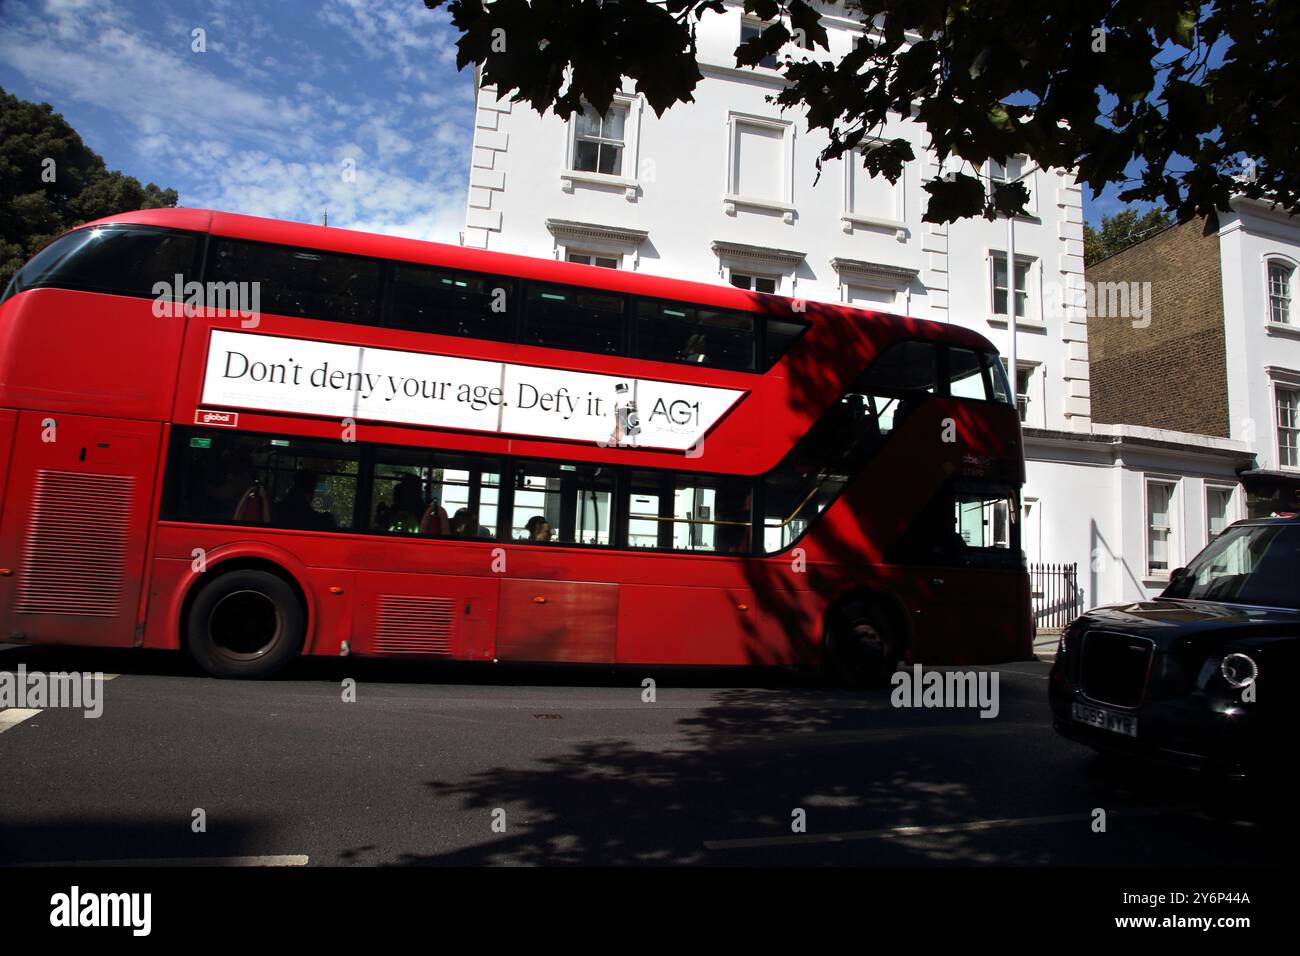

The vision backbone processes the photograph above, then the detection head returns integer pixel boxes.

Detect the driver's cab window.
[891,482,1020,567]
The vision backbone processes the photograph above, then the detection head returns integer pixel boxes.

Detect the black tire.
[185,569,304,679]
[824,601,903,688]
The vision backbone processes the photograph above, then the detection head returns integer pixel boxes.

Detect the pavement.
[1033,628,1062,662]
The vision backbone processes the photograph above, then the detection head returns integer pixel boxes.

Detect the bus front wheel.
[185,570,305,679]
[825,602,902,688]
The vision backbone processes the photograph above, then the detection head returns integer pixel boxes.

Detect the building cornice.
[545,219,649,250]
[710,240,806,270]
[1023,425,1256,464]
[830,256,919,287]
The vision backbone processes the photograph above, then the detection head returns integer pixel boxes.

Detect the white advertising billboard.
[199,330,745,451]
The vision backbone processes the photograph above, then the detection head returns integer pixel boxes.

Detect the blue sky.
[0,0,478,241]
[1,0,1123,239]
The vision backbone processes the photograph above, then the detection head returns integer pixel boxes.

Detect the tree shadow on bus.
[716,296,1027,675]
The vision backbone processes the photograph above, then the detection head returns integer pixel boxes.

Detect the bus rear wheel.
[186,570,304,679]
[825,601,902,688]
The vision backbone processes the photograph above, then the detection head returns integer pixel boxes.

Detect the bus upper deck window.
[390,264,515,341]
[524,284,625,355]
[763,319,806,368]
[948,347,990,401]
[854,340,939,434]
[208,239,382,326]
[2,225,199,302]
[634,300,755,371]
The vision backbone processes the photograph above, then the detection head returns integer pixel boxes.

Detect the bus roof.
[76,207,997,351]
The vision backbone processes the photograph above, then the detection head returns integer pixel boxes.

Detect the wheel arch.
[822,586,914,660]
[171,541,317,655]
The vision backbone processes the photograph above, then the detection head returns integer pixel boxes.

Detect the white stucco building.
[460,1,1253,616]
[1219,200,1300,507]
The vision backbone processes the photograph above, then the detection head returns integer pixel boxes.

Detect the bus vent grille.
[16,470,134,618]
[374,595,456,655]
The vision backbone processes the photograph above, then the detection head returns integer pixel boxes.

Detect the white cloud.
[0,0,476,240]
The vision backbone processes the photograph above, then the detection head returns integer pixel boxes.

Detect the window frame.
[570,102,630,177]
[724,112,796,219]
[1144,476,1181,580]
[739,16,780,70]
[987,156,1037,215]
[1266,257,1296,327]
[842,141,906,231]
[1000,358,1039,424]
[728,271,779,295]
[562,94,642,196]
[989,251,1036,322]
[1275,381,1300,470]
[565,251,621,270]
[1204,481,1237,541]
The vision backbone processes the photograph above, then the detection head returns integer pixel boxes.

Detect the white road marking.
[0,709,41,734]
[704,806,1181,850]
[14,854,310,867]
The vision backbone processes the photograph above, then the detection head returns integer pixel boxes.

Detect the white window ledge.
[988,316,1048,332]
[1265,321,1300,340]
[723,194,795,224]
[841,213,908,241]
[561,170,638,200]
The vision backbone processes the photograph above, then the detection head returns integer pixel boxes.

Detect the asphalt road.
[0,644,1287,866]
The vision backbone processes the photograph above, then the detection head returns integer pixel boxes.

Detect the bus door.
[907,486,1027,663]
[0,411,162,647]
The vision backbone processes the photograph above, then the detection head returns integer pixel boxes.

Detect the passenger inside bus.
[376,474,426,534]
[188,450,258,522]
[524,516,552,541]
[418,500,451,536]
[450,507,491,538]
[276,470,336,531]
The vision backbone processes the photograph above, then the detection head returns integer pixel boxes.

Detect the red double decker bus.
[0,208,1031,682]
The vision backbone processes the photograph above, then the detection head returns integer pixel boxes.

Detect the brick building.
[1088,220,1229,437]
[1087,201,1300,518]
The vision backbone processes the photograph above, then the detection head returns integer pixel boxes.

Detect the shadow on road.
[2,646,1287,867]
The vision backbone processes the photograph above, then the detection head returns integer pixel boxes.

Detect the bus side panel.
[892,567,1031,665]
[0,290,185,422]
[0,412,161,647]
[497,578,617,663]
[350,571,498,661]
[0,408,17,525]
[615,581,813,666]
